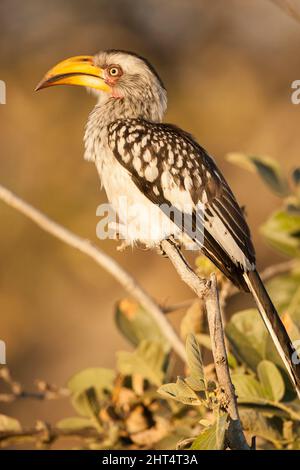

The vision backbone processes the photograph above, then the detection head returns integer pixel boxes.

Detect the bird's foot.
[156,243,167,257]
[141,242,153,251]
[116,240,131,252]
[168,235,181,249]
[108,222,131,251]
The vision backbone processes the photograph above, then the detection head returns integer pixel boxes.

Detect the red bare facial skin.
[103,66,124,98]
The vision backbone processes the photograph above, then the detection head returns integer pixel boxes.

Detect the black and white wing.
[108,118,256,291]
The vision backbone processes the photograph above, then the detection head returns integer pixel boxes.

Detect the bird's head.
[36,50,167,121]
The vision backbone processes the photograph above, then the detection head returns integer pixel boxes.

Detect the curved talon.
[116,240,130,252]
[157,244,167,257]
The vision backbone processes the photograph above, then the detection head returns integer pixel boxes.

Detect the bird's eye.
[108,66,122,77]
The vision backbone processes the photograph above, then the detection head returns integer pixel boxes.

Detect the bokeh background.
[1,0,300,433]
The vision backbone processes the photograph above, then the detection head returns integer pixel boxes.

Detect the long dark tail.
[243,269,300,399]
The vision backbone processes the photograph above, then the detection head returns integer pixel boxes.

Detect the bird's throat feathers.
[84,89,166,163]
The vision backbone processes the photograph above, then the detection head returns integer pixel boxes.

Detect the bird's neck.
[84,95,165,162]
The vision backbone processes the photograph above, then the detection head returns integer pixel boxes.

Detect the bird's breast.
[94,148,180,246]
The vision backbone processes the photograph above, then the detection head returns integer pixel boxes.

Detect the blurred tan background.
[1,0,300,428]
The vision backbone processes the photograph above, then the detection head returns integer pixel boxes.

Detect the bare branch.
[0,184,186,362]
[0,367,69,403]
[205,274,250,450]
[0,422,102,448]
[161,240,249,450]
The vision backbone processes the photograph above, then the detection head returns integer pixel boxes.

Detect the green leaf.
[155,426,194,450]
[195,256,216,276]
[71,387,101,418]
[158,377,202,405]
[116,340,165,386]
[191,413,228,450]
[261,210,300,258]
[257,360,285,402]
[267,273,300,328]
[0,414,21,432]
[67,368,115,418]
[232,373,265,403]
[239,409,282,446]
[180,300,204,340]
[56,417,94,431]
[233,370,285,407]
[226,153,289,196]
[267,273,300,313]
[226,309,267,370]
[185,334,205,391]
[226,299,300,378]
[184,375,206,392]
[233,374,300,420]
[67,367,115,396]
[226,306,296,387]
[290,439,300,450]
[115,300,169,351]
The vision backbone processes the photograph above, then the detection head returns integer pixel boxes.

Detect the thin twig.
[160,298,195,313]
[205,274,250,450]
[0,423,102,448]
[0,184,186,362]
[0,367,69,402]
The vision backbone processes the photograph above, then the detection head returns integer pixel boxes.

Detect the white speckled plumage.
[83,51,257,281]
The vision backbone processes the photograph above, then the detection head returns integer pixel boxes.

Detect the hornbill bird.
[36,50,300,398]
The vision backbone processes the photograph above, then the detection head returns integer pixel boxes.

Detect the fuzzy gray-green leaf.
[185,334,205,391]
[191,413,228,450]
[158,377,202,405]
[257,360,285,402]
[117,340,165,386]
[227,153,289,196]
[115,299,169,351]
